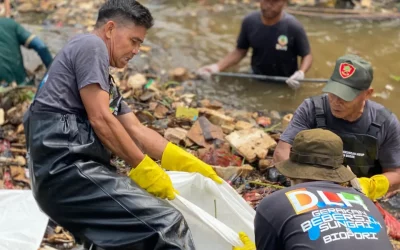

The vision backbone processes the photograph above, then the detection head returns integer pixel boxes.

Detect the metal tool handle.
[213,72,328,83]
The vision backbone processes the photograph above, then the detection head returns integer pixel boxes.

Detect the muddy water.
[21,0,400,115]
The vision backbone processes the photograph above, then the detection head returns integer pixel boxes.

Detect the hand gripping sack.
[167,172,256,250]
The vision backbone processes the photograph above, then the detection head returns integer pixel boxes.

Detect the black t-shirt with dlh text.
[255,181,392,250]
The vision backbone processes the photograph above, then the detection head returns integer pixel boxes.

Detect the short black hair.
[96,0,153,29]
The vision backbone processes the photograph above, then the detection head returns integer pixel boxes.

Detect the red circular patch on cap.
[339,63,356,79]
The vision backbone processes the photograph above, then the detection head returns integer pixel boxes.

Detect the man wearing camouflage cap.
[256,129,392,249]
[273,54,400,201]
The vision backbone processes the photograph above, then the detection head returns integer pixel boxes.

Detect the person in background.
[0,0,11,18]
[273,54,400,202]
[0,17,52,86]
[256,129,392,249]
[197,0,313,89]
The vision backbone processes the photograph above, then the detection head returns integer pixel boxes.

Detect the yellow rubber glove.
[232,232,256,250]
[128,155,177,200]
[161,142,223,184]
[358,174,390,201]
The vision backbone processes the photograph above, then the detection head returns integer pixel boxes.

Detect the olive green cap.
[322,54,373,101]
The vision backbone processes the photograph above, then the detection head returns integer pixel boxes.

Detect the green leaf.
[144,79,154,89]
[162,81,180,89]
[264,122,282,132]
[390,75,400,82]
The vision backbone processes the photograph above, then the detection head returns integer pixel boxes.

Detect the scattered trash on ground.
[2,1,400,249]
[1,63,399,249]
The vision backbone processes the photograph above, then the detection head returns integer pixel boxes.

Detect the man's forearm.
[383,170,400,193]
[132,126,168,159]
[217,48,248,72]
[299,54,313,73]
[28,37,53,68]
[118,112,168,160]
[91,113,145,167]
[272,141,291,163]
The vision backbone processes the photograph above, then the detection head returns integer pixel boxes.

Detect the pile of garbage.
[120,65,300,157]
[109,65,400,248]
[0,64,293,250]
[108,64,294,208]
[0,1,396,249]
[0,65,399,249]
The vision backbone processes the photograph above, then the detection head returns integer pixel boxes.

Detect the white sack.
[0,190,48,250]
[168,171,256,250]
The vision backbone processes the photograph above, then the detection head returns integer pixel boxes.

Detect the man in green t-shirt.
[0,18,52,86]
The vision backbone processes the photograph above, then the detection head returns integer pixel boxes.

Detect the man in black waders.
[273,54,400,202]
[196,0,313,89]
[23,1,255,249]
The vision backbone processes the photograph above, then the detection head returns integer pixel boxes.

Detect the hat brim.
[322,80,361,102]
[275,160,356,183]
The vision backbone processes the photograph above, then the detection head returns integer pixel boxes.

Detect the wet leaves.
[187,117,224,148]
[154,104,169,119]
[169,67,190,82]
[199,147,242,167]
[226,128,277,163]
[42,225,75,249]
[127,73,147,90]
[256,116,271,127]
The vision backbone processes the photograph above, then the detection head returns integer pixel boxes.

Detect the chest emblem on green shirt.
[276,35,288,51]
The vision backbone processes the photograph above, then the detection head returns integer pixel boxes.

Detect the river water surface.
[20,0,400,115]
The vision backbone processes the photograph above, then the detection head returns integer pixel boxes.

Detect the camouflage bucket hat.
[322,54,373,102]
[275,129,356,183]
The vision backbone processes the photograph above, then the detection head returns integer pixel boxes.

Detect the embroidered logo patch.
[276,35,288,51]
[278,35,288,46]
[339,63,356,79]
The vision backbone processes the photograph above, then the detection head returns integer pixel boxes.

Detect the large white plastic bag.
[167,171,256,250]
[0,190,48,250]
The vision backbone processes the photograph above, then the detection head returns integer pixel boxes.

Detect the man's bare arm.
[273,141,292,163]
[383,167,400,193]
[217,48,248,72]
[117,112,168,160]
[80,84,144,167]
[299,54,313,74]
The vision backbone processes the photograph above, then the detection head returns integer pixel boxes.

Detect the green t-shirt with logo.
[0,18,32,85]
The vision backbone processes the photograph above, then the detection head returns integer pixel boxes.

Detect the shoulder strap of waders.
[311,95,327,128]
[367,107,392,138]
